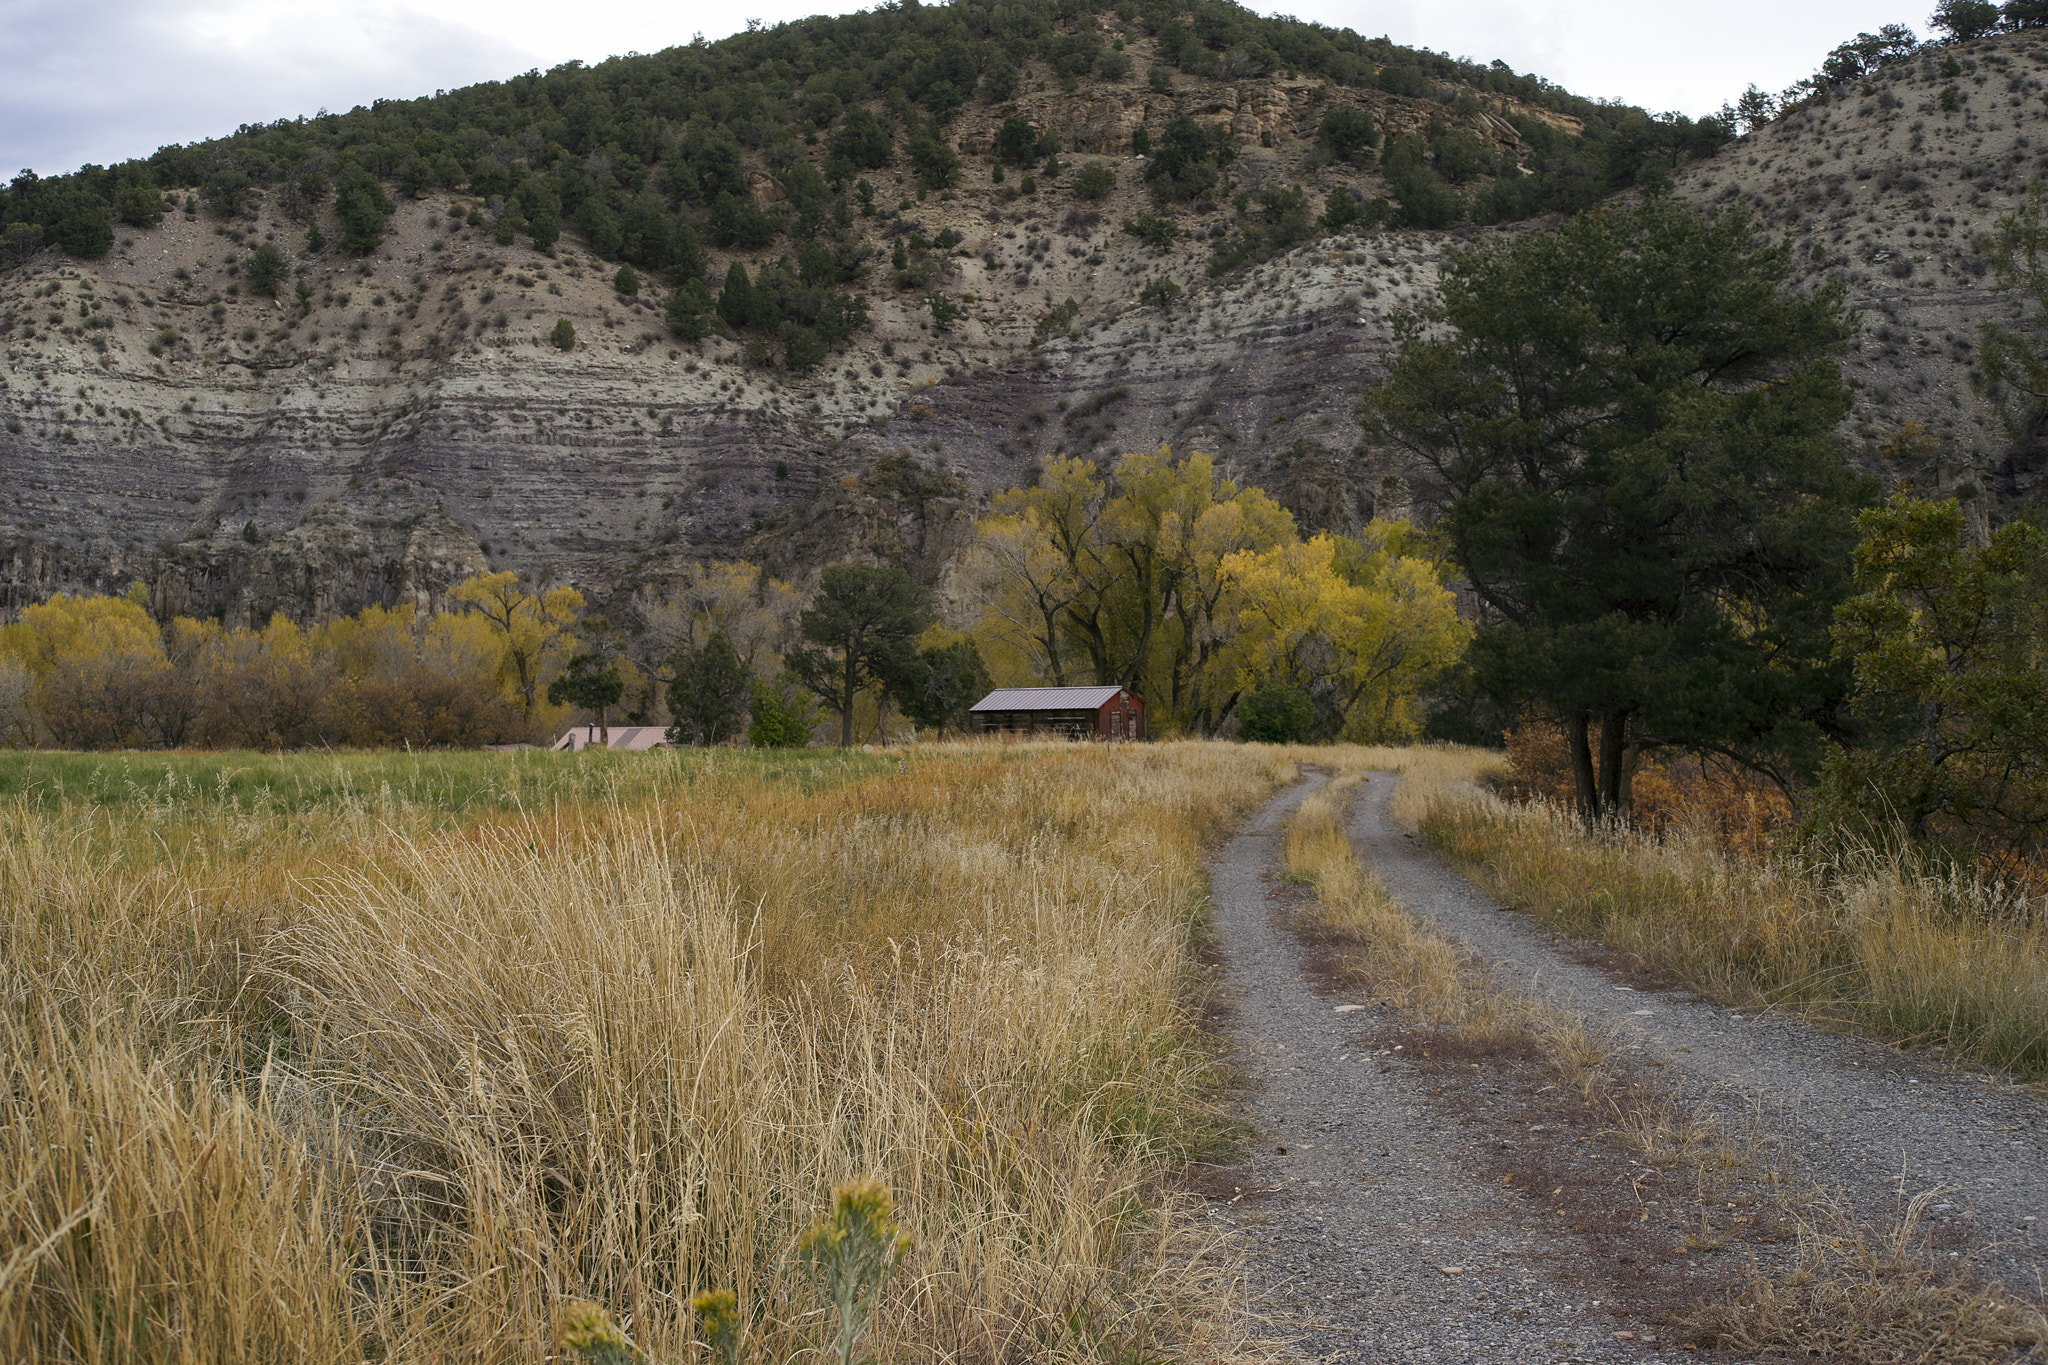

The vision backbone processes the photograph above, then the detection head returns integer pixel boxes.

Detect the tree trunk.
[840,652,856,748]
[1567,711,1600,828]
[1617,739,1642,816]
[1599,710,1630,826]
[1065,603,1111,685]
[598,705,609,749]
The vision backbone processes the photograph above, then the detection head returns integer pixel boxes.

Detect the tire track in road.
[1209,773,1663,1363]
[1209,770,2048,1363]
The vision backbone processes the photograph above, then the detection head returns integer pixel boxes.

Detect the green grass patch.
[0,746,907,815]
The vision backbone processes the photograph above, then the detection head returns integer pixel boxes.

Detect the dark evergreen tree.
[664,278,715,339]
[830,107,896,173]
[575,196,622,258]
[1144,115,1225,203]
[116,183,165,227]
[244,241,287,296]
[1237,683,1314,743]
[1361,195,1874,822]
[786,566,929,747]
[889,638,991,738]
[44,189,112,257]
[334,171,394,255]
[666,631,752,745]
[1931,0,2002,40]
[518,182,561,252]
[1317,106,1379,164]
[717,261,754,328]
[907,127,962,191]
[994,116,1039,167]
[548,651,626,746]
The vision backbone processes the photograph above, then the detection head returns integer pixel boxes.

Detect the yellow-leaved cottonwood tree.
[0,588,170,749]
[0,587,531,749]
[970,448,1465,738]
[1225,526,1468,741]
[449,571,585,719]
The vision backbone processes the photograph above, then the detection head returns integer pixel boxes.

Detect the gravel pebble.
[1211,775,1665,1363]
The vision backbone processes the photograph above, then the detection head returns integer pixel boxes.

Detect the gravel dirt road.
[1206,770,2048,1364]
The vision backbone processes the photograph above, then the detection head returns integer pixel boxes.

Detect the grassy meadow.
[0,741,1294,1364]
[12,735,2047,1364]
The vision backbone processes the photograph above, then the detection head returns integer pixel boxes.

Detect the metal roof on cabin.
[970,686,1126,712]
[606,727,672,750]
[554,725,673,750]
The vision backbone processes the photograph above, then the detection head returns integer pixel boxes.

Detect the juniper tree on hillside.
[667,631,752,745]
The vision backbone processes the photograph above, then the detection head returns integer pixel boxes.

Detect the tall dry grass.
[1407,766,2048,1075]
[0,742,1294,1364]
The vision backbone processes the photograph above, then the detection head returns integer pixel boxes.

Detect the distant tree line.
[1726,1,2047,135]
[0,591,533,750]
[663,565,992,749]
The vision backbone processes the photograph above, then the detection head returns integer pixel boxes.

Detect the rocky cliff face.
[3,28,2041,640]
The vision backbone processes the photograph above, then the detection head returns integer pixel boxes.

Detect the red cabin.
[969,686,1146,740]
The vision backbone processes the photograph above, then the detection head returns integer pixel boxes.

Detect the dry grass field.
[0,741,1293,1364]
[11,737,2045,1364]
[1390,752,2048,1077]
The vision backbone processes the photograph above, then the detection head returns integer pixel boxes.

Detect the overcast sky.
[3,0,1910,179]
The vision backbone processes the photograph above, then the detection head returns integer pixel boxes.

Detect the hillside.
[12,6,2043,641]
[0,0,1733,632]
[1672,30,2048,509]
